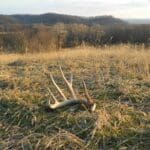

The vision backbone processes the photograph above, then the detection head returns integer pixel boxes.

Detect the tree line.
[0,23,149,53]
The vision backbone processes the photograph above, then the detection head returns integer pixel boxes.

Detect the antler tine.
[49,72,67,100]
[82,80,93,105]
[59,66,77,99]
[47,88,59,104]
[70,73,73,86]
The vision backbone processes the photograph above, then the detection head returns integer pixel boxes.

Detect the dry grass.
[0,45,150,149]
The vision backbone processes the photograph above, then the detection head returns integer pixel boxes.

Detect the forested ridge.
[0,13,149,53]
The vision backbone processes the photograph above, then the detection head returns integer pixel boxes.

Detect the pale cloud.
[0,0,149,18]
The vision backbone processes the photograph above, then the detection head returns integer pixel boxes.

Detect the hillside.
[0,15,18,25]
[126,19,150,24]
[0,13,126,26]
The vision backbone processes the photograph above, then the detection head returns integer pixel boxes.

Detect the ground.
[0,45,150,150]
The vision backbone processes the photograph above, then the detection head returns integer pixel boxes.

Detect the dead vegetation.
[0,45,150,149]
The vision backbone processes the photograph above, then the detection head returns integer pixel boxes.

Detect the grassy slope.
[0,45,150,150]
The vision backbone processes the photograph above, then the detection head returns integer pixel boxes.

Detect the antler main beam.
[46,67,96,112]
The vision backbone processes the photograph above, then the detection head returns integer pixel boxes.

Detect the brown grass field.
[0,45,150,149]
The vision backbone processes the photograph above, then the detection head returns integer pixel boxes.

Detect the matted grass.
[0,45,150,149]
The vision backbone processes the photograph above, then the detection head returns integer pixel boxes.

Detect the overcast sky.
[0,0,150,18]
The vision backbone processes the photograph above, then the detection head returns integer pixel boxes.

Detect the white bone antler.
[45,67,96,112]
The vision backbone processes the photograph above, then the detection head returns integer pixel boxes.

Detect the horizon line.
[0,12,150,20]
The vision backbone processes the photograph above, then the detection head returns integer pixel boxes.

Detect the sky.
[0,0,150,18]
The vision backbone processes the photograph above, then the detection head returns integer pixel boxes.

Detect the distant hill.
[0,15,18,25]
[126,19,150,24]
[0,13,126,26]
[87,16,126,26]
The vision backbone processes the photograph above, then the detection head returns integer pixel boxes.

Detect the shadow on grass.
[0,99,37,129]
[0,99,149,150]
[92,131,150,150]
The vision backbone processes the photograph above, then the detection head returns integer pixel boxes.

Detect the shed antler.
[45,67,96,112]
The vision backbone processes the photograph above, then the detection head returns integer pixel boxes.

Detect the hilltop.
[0,13,126,26]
